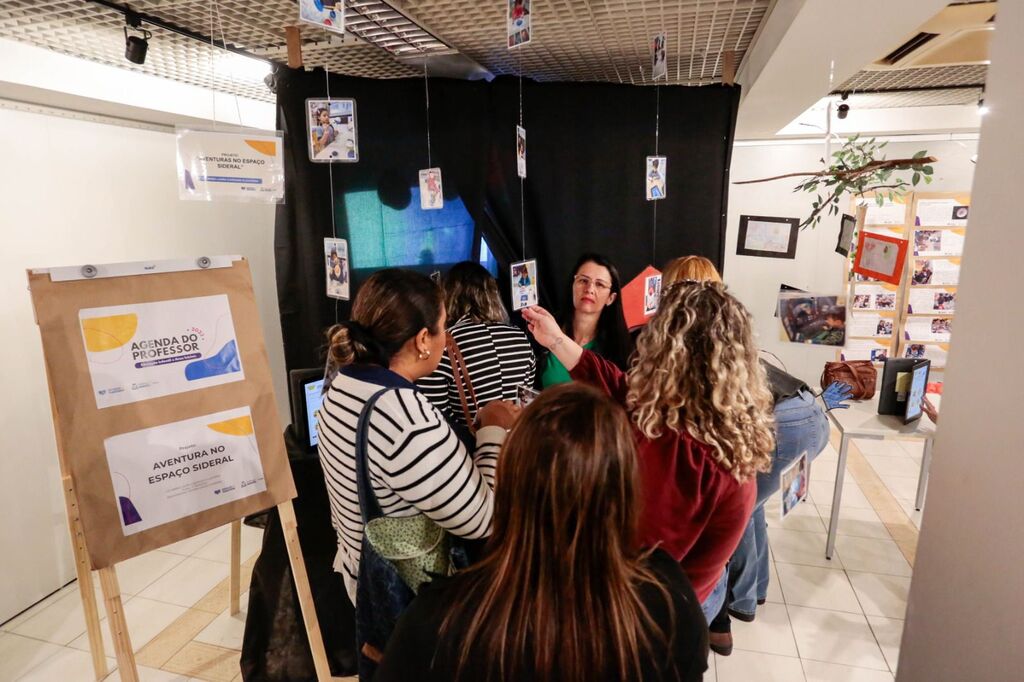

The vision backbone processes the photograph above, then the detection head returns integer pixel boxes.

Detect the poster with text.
[904,316,952,342]
[850,283,898,311]
[842,338,891,363]
[902,342,949,368]
[911,258,960,286]
[324,238,350,300]
[913,229,965,257]
[176,129,284,203]
[298,0,344,34]
[306,98,358,162]
[863,199,907,225]
[80,295,244,409]
[105,406,266,536]
[507,0,531,48]
[848,312,895,338]
[907,287,956,314]
[916,199,969,227]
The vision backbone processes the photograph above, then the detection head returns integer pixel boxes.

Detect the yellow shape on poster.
[81,314,138,352]
[207,415,254,436]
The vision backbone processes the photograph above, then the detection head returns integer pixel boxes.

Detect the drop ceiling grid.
[837,64,988,92]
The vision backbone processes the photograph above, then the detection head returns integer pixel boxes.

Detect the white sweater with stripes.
[316,364,505,602]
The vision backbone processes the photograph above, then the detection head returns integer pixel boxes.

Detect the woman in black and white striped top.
[316,269,520,603]
[417,262,536,427]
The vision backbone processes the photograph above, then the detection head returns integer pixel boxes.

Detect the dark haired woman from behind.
[417,262,535,428]
[316,269,520,674]
[375,384,709,682]
[540,253,631,387]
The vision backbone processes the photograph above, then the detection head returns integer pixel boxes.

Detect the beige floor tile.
[775,564,862,613]
[835,537,912,577]
[877,475,921,502]
[139,558,230,608]
[768,500,824,533]
[846,572,911,620]
[162,529,227,558]
[105,664,194,681]
[851,440,906,458]
[864,454,923,479]
[816,505,892,540]
[765,559,784,604]
[809,480,873,509]
[767,528,840,569]
[161,641,240,682]
[117,552,187,596]
[731,602,798,657]
[715,649,804,681]
[193,603,247,651]
[788,606,888,671]
[10,588,97,646]
[192,526,264,564]
[1,583,78,633]
[16,646,116,681]
[802,660,894,682]
[867,615,905,673]
[134,610,218,669]
[0,632,64,680]
[67,596,188,658]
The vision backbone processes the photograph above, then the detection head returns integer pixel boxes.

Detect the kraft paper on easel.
[29,259,295,569]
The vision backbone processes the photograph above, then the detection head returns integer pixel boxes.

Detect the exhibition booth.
[0,1,1020,681]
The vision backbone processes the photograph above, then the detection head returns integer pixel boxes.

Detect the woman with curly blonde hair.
[522,281,774,631]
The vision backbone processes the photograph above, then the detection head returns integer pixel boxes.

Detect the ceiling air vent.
[880,32,939,65]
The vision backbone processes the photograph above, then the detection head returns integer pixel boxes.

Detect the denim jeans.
[702,566,729,625]
[727,389,830,616]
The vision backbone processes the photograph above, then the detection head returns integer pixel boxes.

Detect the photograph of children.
[507,0,531,48]
[912,259,933,285]
[934,291,956,311]
[852,294,872,309]
[298,0,344,34]
[306,99,358,162]
[324,238,350,300]
[778,294,846,346]
[517,384,540,407]
[876,319,894,336]
[516,125,526,179]
[931,318,952,335]
[779,452,810,520]
[906,344,927,359]
[876,294,896,310]
[914,229,943,255]
[646,156,667,201]
[643,274,662,316]
[510,259,539,311]
[651,33,668,80]
[419,168,443,210]
[871,348,889,362]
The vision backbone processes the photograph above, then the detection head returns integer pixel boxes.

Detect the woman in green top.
[540,253,632,387]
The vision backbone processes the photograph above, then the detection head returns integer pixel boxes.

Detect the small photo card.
[836,213,857,257]
[419,168,443,210]
[651,33,668,80]
[737,215,800,259]
[646,156,666,201]
[507,0,532,48]
[324,238,350,301]
[510,259,538,311]
[780,451,810,520]
[517,384,540,407]
[853,231,909,286]
[306,98,358,163]
[516,125,527,179]
[298,0,344,34]
[643,273,662,316]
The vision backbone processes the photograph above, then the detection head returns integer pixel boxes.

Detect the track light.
[836,92,850,120]
[124,14,151,65]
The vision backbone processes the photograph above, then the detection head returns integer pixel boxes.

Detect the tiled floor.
[1,434,926,681]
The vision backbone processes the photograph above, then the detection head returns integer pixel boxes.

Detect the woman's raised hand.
[521,306,564,349]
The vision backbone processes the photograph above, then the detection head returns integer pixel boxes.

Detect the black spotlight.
[124,15,151,65]
[837,92,850,120]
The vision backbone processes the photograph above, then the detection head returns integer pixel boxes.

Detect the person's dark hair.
[440,383,675,682]
[560,253,632,369]
[326,269,442,369]
[443,261,509,325]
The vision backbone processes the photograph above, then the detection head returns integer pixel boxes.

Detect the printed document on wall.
[80,294,244,409]
[105,406,266,535]
[176,128,284,203]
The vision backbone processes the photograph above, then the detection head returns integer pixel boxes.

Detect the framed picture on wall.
[737,215,799,259]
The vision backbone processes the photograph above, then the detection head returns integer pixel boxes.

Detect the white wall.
[897,3,1024,679]
[0,106,286,622]
[724,138,977,385]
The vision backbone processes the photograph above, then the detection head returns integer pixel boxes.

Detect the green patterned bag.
[364,514,454,593]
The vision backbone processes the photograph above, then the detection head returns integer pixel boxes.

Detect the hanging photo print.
[852,231,909,285]
[643,273,662,316]
[510,259,539,311]
[176,128,284,203]
[651,33,668,80]
[737,215,799,259]
[516,125,527,179]
[298,0,345,34]
[419,168,444,210]
[777,293,847,346]
[324,238,350,301]
[779,452,810,520]
[306,98,358,163]
[836,213,857,257]
[646,156,666,200]
[507,0,532,48]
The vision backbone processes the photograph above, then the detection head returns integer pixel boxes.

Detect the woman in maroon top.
[523,281,775,630]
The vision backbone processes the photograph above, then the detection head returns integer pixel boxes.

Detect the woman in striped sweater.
[417,262,536,427]
[316,269,520,607]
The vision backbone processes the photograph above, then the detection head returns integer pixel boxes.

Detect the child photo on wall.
[306,98,358,162]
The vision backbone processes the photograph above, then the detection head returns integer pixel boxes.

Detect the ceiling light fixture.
[837,92,850,120]
[123,14,151,65]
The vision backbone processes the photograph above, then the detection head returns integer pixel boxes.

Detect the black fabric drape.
[274,67,739,373]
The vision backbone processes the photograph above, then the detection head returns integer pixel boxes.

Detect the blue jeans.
[701,567,729,624]
[727,389,830,616]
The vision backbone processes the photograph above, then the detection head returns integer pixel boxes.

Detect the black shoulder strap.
[354,387,391,524]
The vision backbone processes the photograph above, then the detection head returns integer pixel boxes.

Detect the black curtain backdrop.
[274,67,739,373]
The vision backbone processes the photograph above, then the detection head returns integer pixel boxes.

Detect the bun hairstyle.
[327,269,443,369]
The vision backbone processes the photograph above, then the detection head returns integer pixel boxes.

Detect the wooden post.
[98,566,139,682]
[285,26,304,68]
[278,501,345,681]
[722,50,737,85]
[62,477,108,680]
[230,519,242,615]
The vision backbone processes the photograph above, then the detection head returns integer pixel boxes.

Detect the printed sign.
[105,406,266,535]
[80,294,244,409]
[176,129,284,203]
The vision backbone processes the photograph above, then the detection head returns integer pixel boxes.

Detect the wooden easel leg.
[62,476,107,680]
[98,566,139,682]
[230,519,242,615]
[278,500,341,682]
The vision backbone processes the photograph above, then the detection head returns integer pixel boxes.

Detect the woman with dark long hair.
[375,383,709,682]
[540,253,631,386]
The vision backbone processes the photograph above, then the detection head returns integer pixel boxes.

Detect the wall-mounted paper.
[80,294,244,409]
[850,283,898,311]
[778,293,846,346]
[904,316,952,342]
[907,287,956,314]
[916,198,969,227]
[176,129,284,203]
[903,342,949,368]
[913,229,965,256]
[105,406,266,535]
[912,258,960,286]
[842,338,891,363]
[863,199,907,225]
[848,312,895,338]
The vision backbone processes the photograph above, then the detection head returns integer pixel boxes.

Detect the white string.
[208,0,217,127]
[652,84,661,263]
[212,0,243,128]
[423,60,432,168]
[322,27,340,323]
[518,49,525,260]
